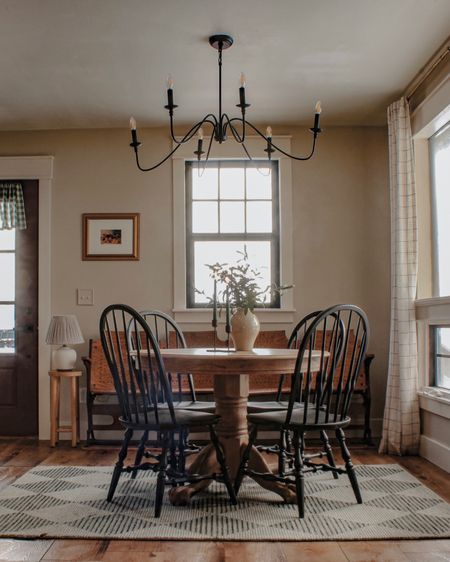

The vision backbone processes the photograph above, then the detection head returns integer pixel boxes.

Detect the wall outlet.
[77,288,94,306]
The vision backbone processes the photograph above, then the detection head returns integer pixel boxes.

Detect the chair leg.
[278,429,287,477]
[107,428,133,502]
[363,393,373,445]
[209,426,237,506]
[234,426,258,495]
[320,429,339,480]
[336,427,362,504]
[131,430,148,479]
[155,433,169,518]
[293,430,305,519]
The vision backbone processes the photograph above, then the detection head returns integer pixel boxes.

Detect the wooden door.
[0,180,38,435]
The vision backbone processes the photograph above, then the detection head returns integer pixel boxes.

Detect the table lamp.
[46,315,84,371]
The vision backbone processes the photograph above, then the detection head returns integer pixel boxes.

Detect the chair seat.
[247,400,303,413]
[248,408,350,430]
[121,408,220,430]
[173,400,216,413]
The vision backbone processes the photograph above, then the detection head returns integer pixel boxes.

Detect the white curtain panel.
[379,97,420,455]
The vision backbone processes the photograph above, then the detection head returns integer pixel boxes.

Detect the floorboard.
[0,438,448,562]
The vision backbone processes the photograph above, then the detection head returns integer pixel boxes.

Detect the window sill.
[173,308,296,325]
[418,388,450,420]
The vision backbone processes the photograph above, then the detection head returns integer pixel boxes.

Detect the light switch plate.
[77,288,94,306]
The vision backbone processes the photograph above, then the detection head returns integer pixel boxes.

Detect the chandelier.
[129,34,322,171]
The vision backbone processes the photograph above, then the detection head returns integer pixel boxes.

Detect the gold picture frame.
[82,213,140,261]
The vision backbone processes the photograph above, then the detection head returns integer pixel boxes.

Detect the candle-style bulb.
[129,116,137,130]
[240,72,246,88]
[167,74,174,90]
[266,126,273,139]
[198,127,204,141]
[315,100,322,114]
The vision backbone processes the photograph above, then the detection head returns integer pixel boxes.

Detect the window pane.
[220,202,245,233]
[194,240,271,304]
[192,202,218,233]
[247,201,272,233]
[434,326,450,390]
[192,167,218,199]
[431,124,450,296]
[0,229,15,251]
[0,305,15,353]
[220,167,245,199]
[0,254,15,301]
[246,167,272,199]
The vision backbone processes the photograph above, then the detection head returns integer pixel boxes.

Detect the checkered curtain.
[379,97,420,455]
[0,183,27,230]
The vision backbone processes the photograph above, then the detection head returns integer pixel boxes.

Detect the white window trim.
[172,135,295,324]
[416,297,450,415]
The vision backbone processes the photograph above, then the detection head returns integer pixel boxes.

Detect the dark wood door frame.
[0,156,54,440]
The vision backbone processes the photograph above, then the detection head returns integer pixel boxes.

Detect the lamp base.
[53,345,77,371]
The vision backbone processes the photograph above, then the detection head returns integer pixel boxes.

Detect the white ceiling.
[0,0,449,131]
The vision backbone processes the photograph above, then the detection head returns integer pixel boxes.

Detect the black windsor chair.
[139,310,215,412]
[234,304,369,518]
[130,310,215,472]
[100,304,236,517]
[249,310,345,477]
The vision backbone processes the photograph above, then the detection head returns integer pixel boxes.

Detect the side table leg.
[70,376,78,447]
[50,375,59,447]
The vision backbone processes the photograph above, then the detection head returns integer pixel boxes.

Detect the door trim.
[0,156,53,439]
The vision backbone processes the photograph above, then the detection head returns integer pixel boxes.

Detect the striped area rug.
[0,464,448,540]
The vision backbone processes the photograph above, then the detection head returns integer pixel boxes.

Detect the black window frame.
[431,324,450,390]
[185,159,280,309]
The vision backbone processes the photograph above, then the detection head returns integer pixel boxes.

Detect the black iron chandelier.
[129,34,322,171]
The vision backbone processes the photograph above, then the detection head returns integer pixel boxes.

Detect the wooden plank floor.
[0,438,448,562]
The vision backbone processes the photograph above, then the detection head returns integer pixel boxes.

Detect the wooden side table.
[49,370,82,447]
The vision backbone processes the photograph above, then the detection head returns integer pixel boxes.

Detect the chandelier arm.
[223,115,245,144]
[169,115,218,145]
[244,120,318,161]
[134,142,183,172]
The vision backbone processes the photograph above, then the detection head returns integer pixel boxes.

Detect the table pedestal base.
[169,374,296,506]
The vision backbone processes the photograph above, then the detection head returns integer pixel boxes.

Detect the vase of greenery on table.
[200,248,292,351]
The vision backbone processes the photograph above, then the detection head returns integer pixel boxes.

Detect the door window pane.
[220,202,245,233]
[192,202,218,233]
[0,254,15,301]
[0,304,15,353]
[194,241,271,304]
[0,229,15,251]
[433,326,450,390]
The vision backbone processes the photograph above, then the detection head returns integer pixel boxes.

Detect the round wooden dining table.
[159,347,324,506]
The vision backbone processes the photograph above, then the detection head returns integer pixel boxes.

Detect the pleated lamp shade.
[46,315,84,370]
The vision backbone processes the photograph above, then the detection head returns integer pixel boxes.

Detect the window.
[430,122,450,297]
[185,160,280,307]
[0,228,15,353]
[432,326,450,390]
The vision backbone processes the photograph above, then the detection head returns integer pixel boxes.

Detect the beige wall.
[0,125,390,435]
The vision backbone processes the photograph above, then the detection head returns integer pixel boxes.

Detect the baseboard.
[419,435,450,473]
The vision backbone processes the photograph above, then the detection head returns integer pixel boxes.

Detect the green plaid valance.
[0,183,27,230]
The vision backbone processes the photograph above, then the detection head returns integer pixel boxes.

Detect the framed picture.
[82,213,140,261]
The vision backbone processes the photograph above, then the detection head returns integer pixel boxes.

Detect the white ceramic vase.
[230,308,260,351]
